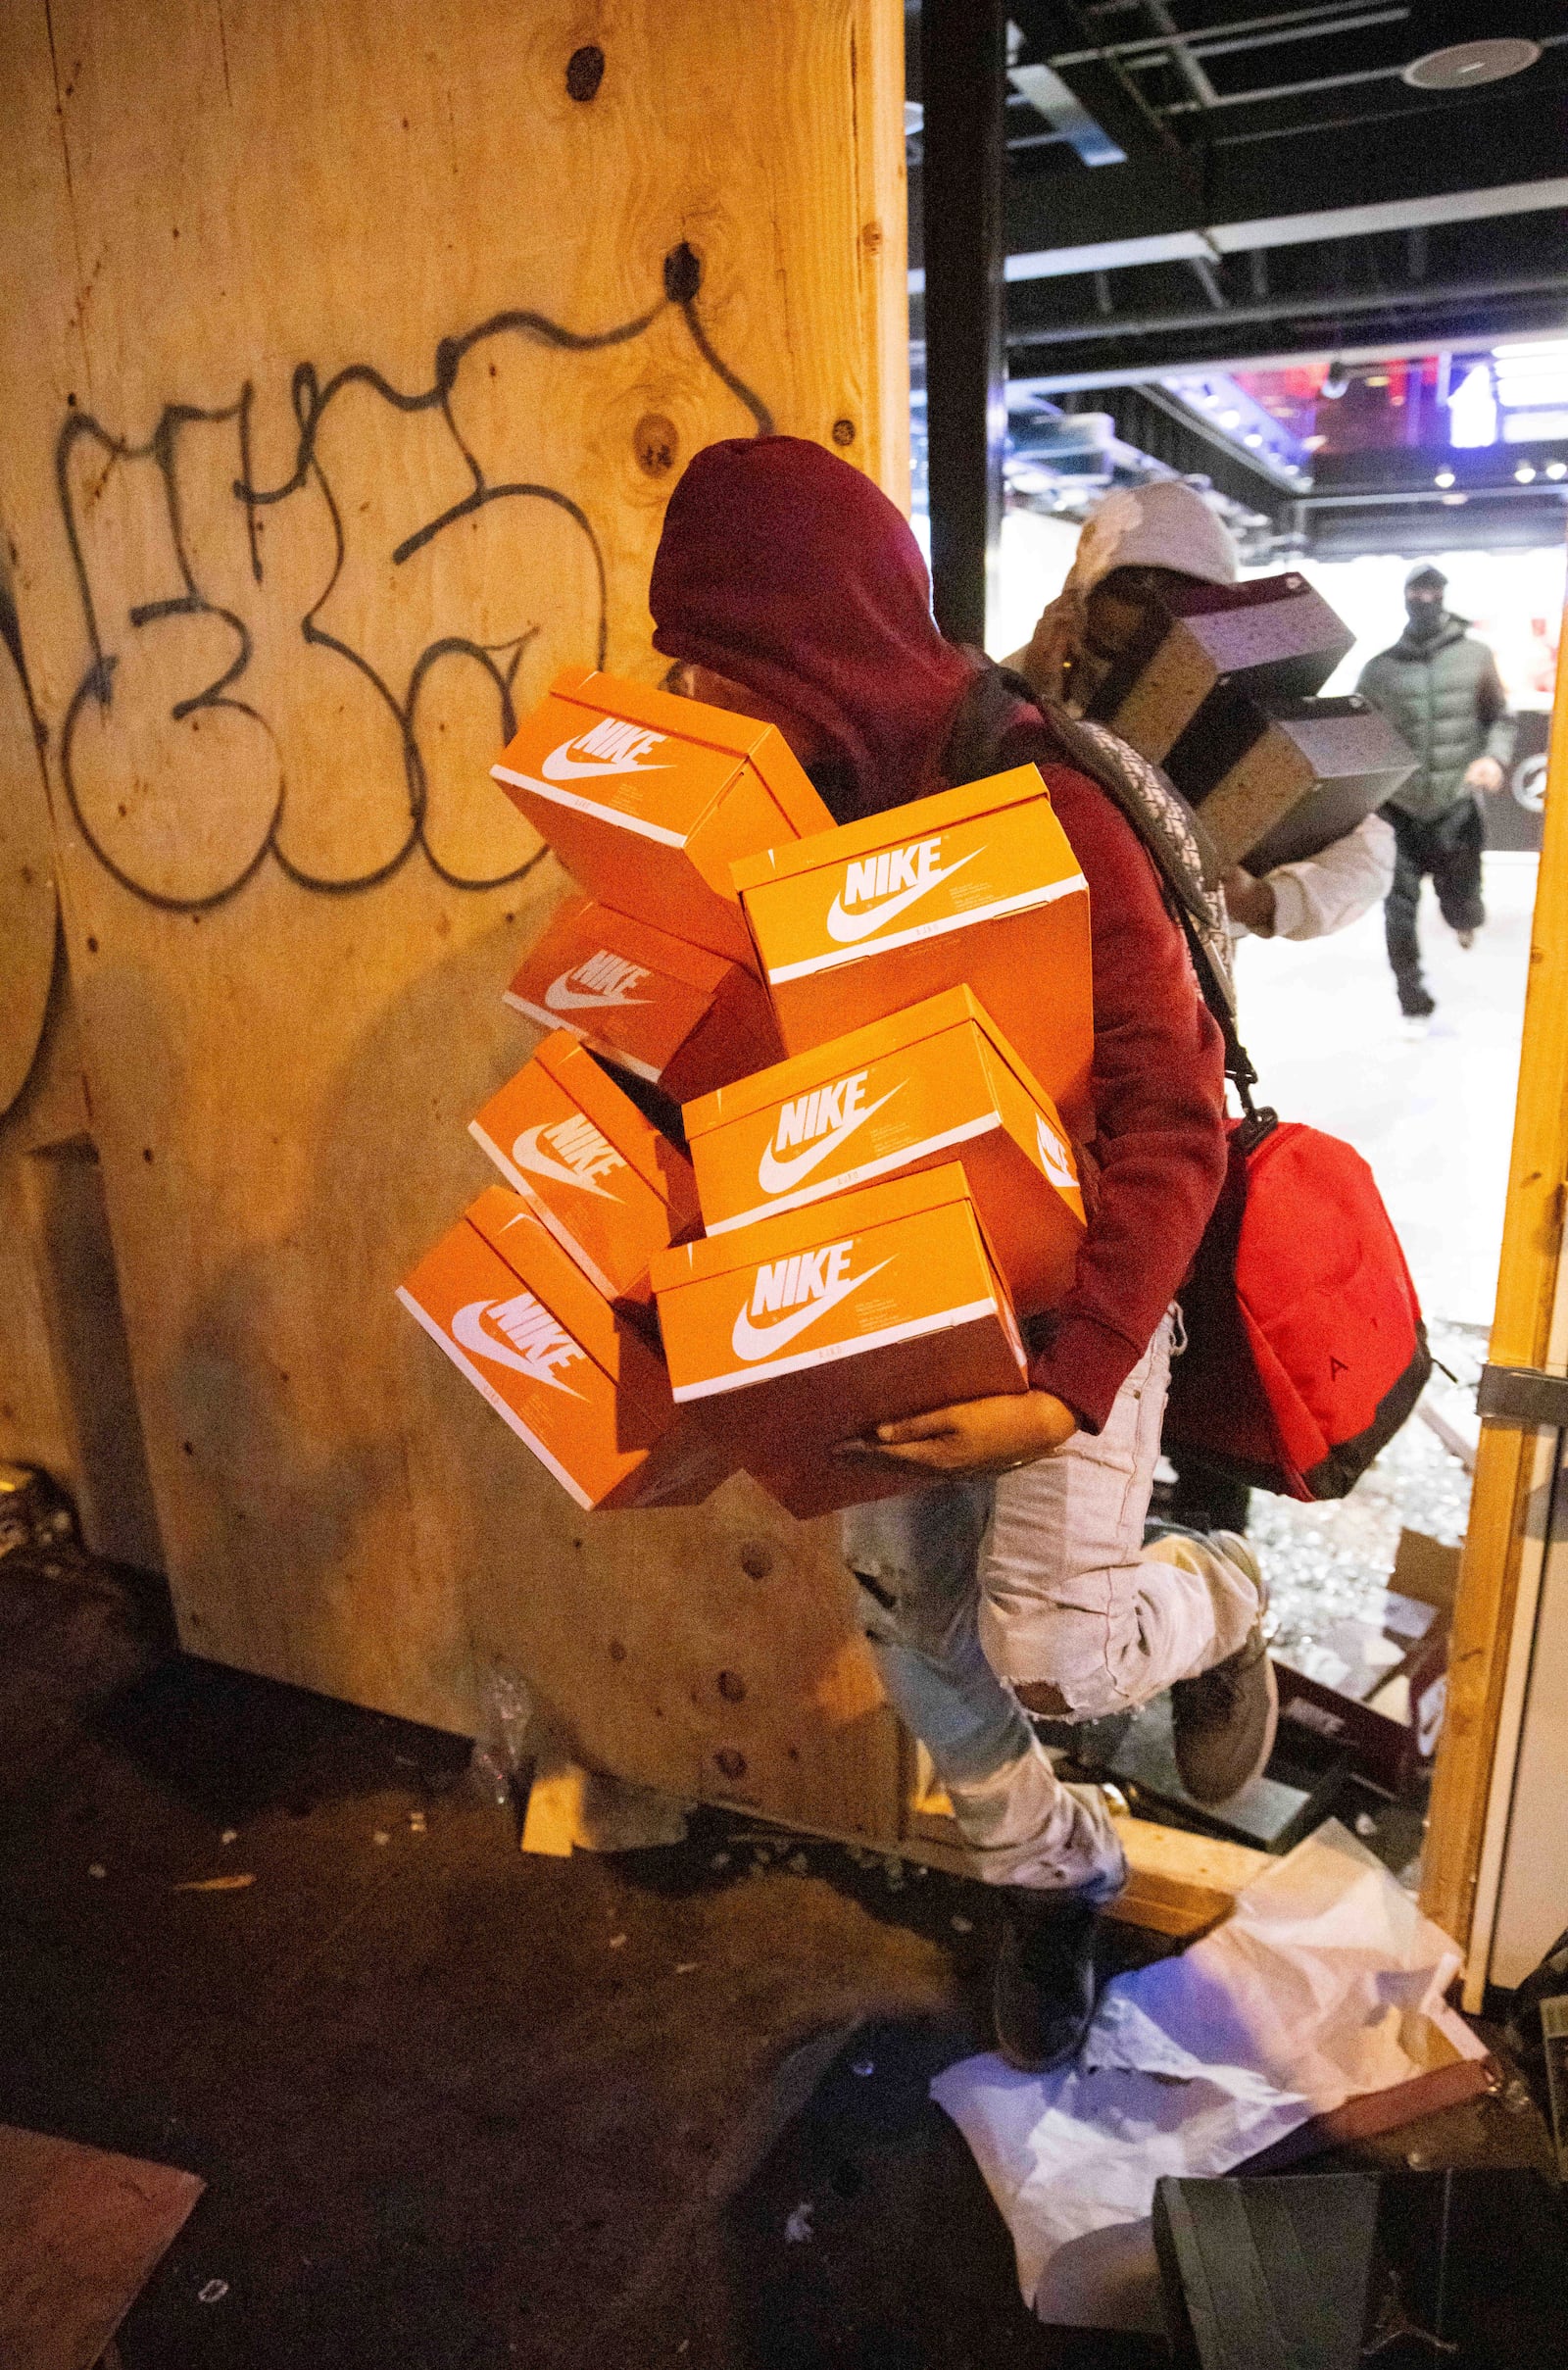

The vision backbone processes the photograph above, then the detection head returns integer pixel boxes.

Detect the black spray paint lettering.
[54,244,772,912]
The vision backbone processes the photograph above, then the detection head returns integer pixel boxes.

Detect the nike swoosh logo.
[450,1299,583,1396]
[756,1083,905,1196]
[510,1125,618,1200]
[539,737,670,783]
[730,1259,891,1363]
[544,968,650,1013]
[824,848,983,944]
[1036,1113,1077,1191]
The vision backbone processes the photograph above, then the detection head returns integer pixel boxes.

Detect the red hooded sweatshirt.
[650,437,1225,1433]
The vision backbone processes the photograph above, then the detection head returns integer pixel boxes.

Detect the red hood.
[649,435,974,819]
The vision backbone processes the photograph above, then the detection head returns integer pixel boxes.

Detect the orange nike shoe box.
[683,987,1086,1318]
[650,1162,1030,1519]
[468,1032,701,1312]
[504,895,782,1105]
[492,668,834,970]
[398,1186,734,1511]
[731,765,1095,1134]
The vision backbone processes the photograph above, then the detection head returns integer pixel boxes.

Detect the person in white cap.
[1008,482,1395,1540]
[1006,480,1396,943]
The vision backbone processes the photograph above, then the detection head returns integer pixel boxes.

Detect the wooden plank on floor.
[906,1785,1270,1939]
[0,2124,202,2370]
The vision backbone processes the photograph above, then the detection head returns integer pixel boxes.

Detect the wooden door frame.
[1422,600,1568,1990]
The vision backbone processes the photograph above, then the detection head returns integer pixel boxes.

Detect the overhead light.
[1301,432,1327,452]
[1441,493,1468,507]
[1515,464,1538,483]
[1548,463,1568,481]
[1434,469,1455,488]
[1244,432,1263,448]
[1220,409,1242,427]
[1402,38,1541,93]
[1320,362,1349,401]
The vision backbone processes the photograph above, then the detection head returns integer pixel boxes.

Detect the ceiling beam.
[906,84,1568,289]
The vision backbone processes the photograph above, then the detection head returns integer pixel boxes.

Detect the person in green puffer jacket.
[1356,564,1515,1022]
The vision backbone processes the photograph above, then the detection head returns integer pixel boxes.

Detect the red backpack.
[968,666,1433,1501]
[1162,1109,1431,1502]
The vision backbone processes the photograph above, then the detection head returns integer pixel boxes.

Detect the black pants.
[1164,1450,1252,1537]
[1383,798,1485,1012]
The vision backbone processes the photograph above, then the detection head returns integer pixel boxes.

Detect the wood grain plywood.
[0,0,909,1818]
[0,2123,202,2370]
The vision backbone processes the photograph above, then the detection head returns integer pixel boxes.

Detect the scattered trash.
[884,1862,905,1891]
[852,2059,875,2079]
[88,1865,106,1881]
[371,1831,390,1848]
[469,1662,537,1813]
[220,1830,238,1847]
[1354,1811,1378,1839]
[1501,2075,1536,2116]
[710,1852,730,1871]
[609,1934,628,1950]
[409,1810,426,1835]
[1405,2148,1430,2169]
[950,1914,973,1934]
[788,1852,809,1875]
[197,2279,229,2304]
[934,1823,1488,2330]
[674,1961,699,1976]
[173,1874,255,1893]
[784,2201,814,2245]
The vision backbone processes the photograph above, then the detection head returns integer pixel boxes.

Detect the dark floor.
[0,1524,1556,2370]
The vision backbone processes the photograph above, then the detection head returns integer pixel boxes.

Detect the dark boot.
[1170,1533,1278,1807]
[992,1889,1102,2074]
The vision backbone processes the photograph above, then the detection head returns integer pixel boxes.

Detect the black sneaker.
[992,1890,1102,2074]
[1169,1532,1278,1807]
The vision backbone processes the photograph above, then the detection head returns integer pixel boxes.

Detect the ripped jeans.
[844,1313,1259,1902]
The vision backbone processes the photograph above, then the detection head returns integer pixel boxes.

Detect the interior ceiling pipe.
[1008,267,1568,352]
[920,0,1007,648]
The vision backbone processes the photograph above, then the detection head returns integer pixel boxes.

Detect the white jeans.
[843,1313,1259,1901]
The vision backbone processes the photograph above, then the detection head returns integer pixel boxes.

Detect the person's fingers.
[858,1438,953,1466]
[872,1407,963,1445]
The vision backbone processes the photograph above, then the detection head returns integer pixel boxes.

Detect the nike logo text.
[451,1293,585,1394]
[757,1072,904,1195]
[539,716,670,783]
[544,951,651,1012]
[730,1242,891,1362]
[824,838,982,943]
[511,1116,625,1200]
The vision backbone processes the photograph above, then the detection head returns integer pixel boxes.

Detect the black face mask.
[1404,594,1446,642]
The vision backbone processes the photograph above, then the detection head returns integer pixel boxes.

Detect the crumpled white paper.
[931,1821,1486,2332]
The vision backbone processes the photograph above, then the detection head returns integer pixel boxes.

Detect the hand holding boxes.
[651,1163,1032,1518]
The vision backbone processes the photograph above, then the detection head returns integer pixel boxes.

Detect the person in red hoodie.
[650,437,1272,2071]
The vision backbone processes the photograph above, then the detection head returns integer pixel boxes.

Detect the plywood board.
[0,2123,202,2370]
[0,0,909,1820]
